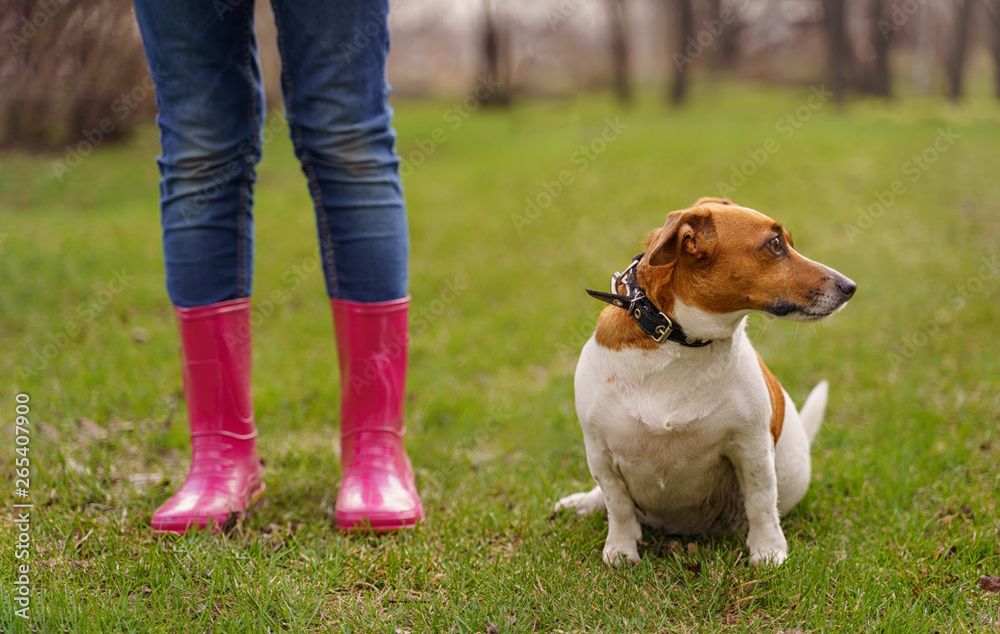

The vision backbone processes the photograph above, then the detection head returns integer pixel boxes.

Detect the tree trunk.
[707,0,741,68]
[990,0,1000,99]
[868,0,891,97]
[911,2,934,95]
[945,0,974,101]
[607,0,632,104]
[479,0,510,106]
[823,0,849,102]
[670,0,694,105]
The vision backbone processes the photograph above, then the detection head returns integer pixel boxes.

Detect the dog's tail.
[798,380,828,445]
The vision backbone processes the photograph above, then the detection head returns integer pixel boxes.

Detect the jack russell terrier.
[556,198,856,567]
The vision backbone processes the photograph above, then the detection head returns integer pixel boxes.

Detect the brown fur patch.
[755,351,784,444]
[695,197,733,206]
[594,305,659,351]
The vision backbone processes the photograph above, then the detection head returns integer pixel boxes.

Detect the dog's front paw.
[749,547,788,567]
[602,541,641,567]
[602,518,643,567]
[747,529,788,566]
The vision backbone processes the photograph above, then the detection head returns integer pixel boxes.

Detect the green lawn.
[2,83,999,632]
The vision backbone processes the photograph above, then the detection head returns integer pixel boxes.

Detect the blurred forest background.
[1,0,998,150]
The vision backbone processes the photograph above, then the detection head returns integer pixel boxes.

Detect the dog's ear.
[646,209,718,267]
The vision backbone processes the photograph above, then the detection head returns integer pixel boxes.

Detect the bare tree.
[706,0,741,69]
[607,0,632,103]
[478,0,510,106]
[911,2,935,95]
[822,0,850,102]
[867,0,891,97]
[945,0,974,101]
[989,0,1000,99]
[670,0,694,105]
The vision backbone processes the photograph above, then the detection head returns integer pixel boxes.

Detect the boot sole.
[152,481,267,535]
[335,509,424,532]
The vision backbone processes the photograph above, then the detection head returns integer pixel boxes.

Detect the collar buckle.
[652,315,675,343]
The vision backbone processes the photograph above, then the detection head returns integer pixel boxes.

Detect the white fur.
[556,304,828,567]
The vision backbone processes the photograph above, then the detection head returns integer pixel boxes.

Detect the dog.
[555,197,856,567]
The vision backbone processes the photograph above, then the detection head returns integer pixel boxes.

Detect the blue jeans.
[133,0,408,307]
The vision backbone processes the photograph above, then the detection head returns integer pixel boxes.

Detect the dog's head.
[637,198,856,336]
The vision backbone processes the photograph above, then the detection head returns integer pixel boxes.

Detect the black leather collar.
[586,253,713,348]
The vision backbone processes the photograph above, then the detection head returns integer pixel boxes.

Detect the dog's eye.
[768,237,784,255]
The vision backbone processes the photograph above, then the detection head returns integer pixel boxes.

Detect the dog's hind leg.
[773,381,828,516]
[555,486,607,515]
[774,390,812,516]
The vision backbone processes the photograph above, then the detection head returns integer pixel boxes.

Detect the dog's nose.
[837,277,857,298]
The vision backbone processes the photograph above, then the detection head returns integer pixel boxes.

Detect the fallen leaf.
[978,576,1000,593]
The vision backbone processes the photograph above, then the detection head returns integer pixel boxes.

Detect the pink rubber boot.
[152,297,265,533]
[331,297,424,531]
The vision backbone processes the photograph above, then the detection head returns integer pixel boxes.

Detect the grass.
[1,81,999,632]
